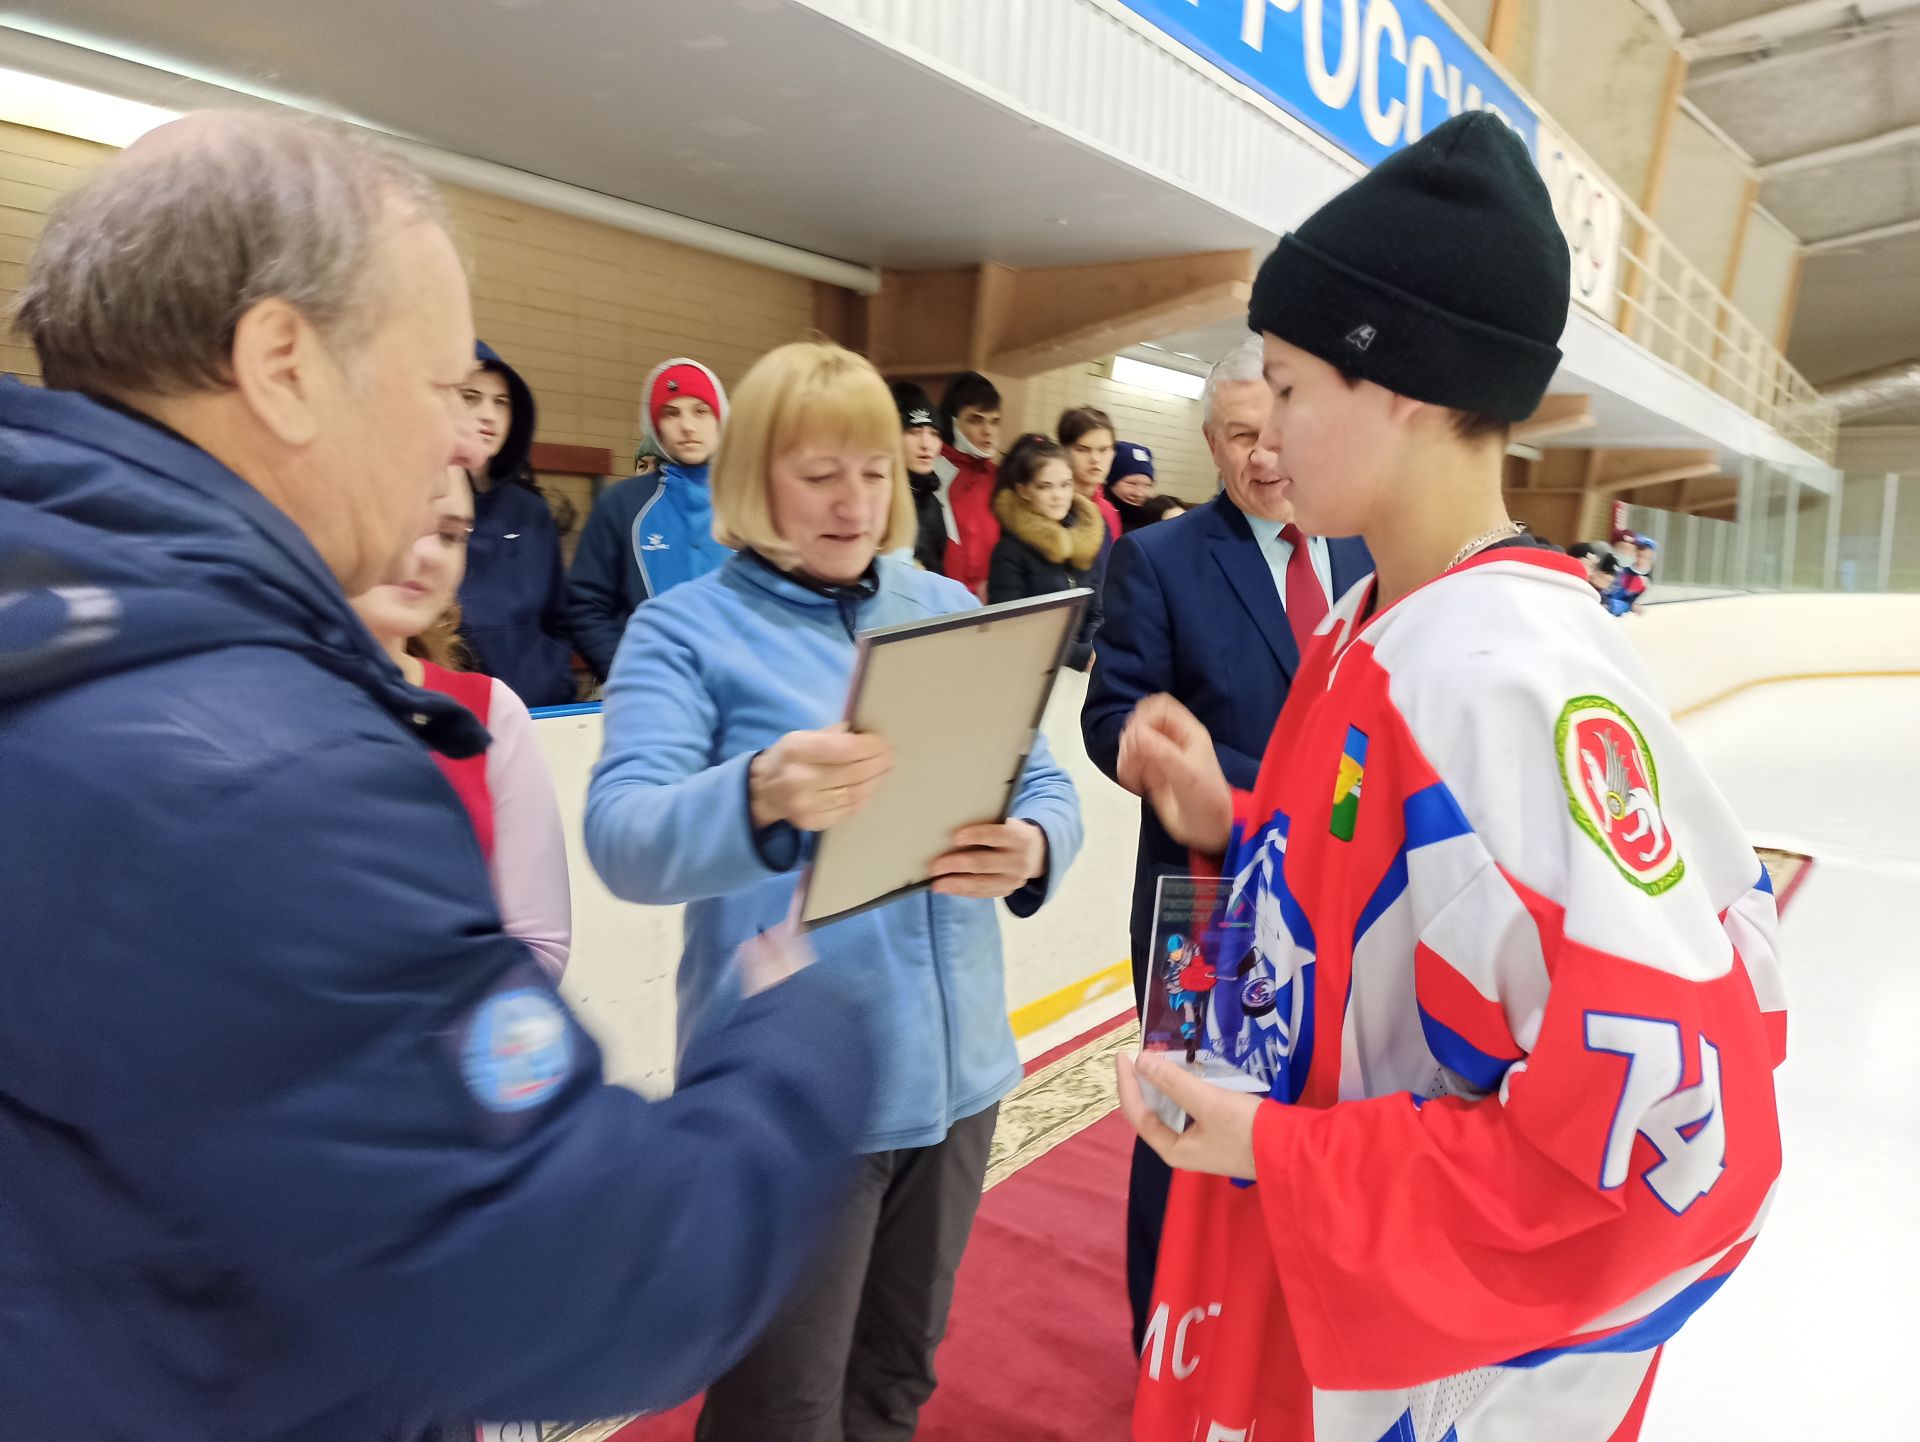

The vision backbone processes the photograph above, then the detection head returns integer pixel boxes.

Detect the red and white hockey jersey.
[1135,547,1787,1442]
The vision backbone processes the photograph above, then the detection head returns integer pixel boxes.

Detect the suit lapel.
[1206,498,1300,680]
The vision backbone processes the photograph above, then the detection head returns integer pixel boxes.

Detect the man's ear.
[229,298,327,446]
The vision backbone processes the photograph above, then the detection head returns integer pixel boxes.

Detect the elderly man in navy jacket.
[0,112,872,1440]
[1083,335,1373,1350]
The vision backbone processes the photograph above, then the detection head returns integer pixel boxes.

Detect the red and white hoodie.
[1136,546,1787,1442]
[941,441,1000,600]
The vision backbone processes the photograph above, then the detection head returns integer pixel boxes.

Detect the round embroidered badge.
[462,988,574,1113]
[1556,694,1685,895]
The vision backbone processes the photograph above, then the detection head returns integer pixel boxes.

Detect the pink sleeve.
[484,679,572,981]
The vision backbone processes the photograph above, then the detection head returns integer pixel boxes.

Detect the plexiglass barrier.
[1624,467,1919,597]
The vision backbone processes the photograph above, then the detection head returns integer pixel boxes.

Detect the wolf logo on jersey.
[1216,816,1316,1100]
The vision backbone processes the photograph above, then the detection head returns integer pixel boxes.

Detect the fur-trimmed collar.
[993,487,1105,569]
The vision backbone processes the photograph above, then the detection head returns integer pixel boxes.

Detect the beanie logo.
[1345,325,1378,352]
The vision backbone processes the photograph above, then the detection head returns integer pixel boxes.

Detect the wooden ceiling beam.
[1512,393,1596,446]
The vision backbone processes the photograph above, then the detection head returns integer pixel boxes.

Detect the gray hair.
[1200,333,1266,433]
[14,111,448,396]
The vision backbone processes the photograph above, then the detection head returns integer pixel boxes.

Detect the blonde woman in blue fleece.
[585,340,1084,1442]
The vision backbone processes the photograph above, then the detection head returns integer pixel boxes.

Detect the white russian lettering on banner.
[1120,0,1625,320]
[1535,118,1624,322]
[1361,0,1408,146]
[1130,0,1539,164]
[1305,0,1363,108]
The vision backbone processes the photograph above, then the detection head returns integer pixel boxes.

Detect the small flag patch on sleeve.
[1330,725,1368,842]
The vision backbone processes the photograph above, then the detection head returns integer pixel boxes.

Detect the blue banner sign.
[1113,0,1539,167]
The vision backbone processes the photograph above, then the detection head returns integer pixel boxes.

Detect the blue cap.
[1108,442,1155,483]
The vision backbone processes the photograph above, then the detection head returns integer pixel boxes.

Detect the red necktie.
[1281,524,1328,656]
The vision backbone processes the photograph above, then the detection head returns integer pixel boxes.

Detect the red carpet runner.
[589,851,1820,1442]
[918,1109,1137,1441]
[607,1108,1137,1442]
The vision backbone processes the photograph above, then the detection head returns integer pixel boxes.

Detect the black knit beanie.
[1248,113,1569,422]
[891,380,938,433]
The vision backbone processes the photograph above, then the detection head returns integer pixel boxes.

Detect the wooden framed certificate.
[798,589,1090,929]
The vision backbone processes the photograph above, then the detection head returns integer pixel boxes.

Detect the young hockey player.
[1162,932,1218,1065]
[1603,528,1654,615]
[1114,113,1787,1442]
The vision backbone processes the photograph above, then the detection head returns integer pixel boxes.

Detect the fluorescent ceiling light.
[0,66,176,148]
[1112,355,1205,400]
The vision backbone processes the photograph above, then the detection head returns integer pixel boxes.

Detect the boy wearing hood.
[457,342,578,707]
[567,357,731,681]
[939,370,1003,600]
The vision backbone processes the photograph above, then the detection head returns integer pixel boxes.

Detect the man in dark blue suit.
[1082,335,1373,1349]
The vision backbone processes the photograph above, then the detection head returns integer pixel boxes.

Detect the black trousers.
[1127,906,1175,1355]
[695,1104,998,1442]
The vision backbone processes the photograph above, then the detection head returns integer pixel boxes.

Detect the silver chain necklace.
[1448,521,1524,570]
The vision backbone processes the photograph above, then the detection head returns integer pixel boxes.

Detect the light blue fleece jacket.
[584,553,1084,1151]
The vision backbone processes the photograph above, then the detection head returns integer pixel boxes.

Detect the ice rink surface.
[1645,678,1917,1439]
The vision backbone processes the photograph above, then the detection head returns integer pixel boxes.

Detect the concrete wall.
[1531,0,1676,206]
[446,182,815,468]
[1655,110,1755,289]
[1441,0,1498,48]
[0,118,818,532]
[1473,0,1542,90]
[1731,209,1801,347]
[1022,359,1218,504]
[1836,427,1920,475]
[0,121,113,381]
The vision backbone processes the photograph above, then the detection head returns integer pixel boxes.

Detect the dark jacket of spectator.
[987,486,1106,670]
[1082,494,1374,1004]
[0,378,874,1435]
[459,342,576,707]
[909,470,947,574]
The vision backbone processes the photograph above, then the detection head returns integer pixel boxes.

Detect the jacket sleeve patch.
[459,986,574,1114]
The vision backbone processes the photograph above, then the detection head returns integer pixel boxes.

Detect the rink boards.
[532,591,1920,1096]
